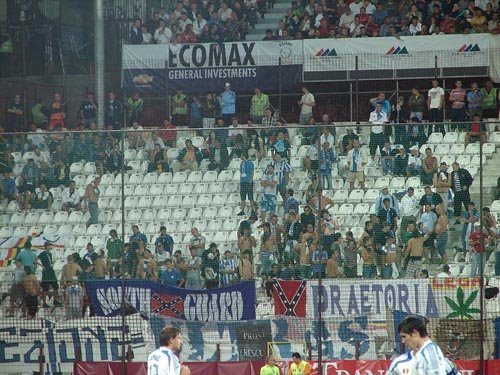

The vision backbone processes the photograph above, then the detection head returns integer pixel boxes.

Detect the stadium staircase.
[246,1,289,41]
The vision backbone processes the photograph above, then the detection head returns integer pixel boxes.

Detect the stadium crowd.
[1,77,500,320]
[125,0,500,43]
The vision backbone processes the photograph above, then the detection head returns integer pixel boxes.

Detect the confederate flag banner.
[272,279,307,317]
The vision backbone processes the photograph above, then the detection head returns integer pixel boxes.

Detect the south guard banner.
[85,280,256,321]
[123,41,304,94]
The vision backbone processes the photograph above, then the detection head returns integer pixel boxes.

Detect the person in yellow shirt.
[290,352,311,375]
[260,355,281,375]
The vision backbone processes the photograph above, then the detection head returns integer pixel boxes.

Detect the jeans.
[470,252,485,277]
[450,107,467,131]
[382,159,393,175]
[299,264,311,279]
[362,265,377,279]
[382,264,393,279]
[436,232,448,258]
[321,172,332,189]
[407,164,422,177]
[88,202,99,225]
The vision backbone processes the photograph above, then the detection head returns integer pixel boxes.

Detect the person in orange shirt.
[49,92,66,130]
[289,352,311,375]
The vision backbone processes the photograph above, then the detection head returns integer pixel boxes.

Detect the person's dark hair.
[159,326,181,346]
[292,352,302,359]
[383,197,390,204]
[397,316,428,336]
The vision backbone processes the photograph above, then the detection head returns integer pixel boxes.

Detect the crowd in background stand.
[1,77,500,320]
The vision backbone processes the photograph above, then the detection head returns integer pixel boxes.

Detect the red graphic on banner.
[150,293,186,319]
[272,280,307,318]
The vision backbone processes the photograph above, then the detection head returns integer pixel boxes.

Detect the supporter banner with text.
[122,41,304,94]
[307,278,481,319]
[85,279,256,321]
[73,360,500,375]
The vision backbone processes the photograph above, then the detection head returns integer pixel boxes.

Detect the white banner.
[307,277,482,319]
[303,34,492,72]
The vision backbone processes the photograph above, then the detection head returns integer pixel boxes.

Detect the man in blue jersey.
[148,327,190,375]
[394,316,449,375]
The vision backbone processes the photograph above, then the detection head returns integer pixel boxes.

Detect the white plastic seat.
[87,224,102,235]
[38,212,54,226]
[157,172,173,184]
[427,132,443,144]
[82,162,96,175]
[212,194,226,206]
[347,189,365,203]
[73,224,88,236]
[182,195,198,207]
[208,219,223,232]
[332,189,349,203]
[137,196,152,208]
[127,209,143,223]
[129,173,144,185]
[192,219,208,232]
[488,132,500,143]
[218,170,233,182]
[354,203,371,215]
[43,224,58,234]
[68,211,84,224]
[192,136,204,149]
[208,182,224,194]
[440,155,455,167]
[203,171,218,182]
[123,184,135,196]
[152,196,167,208]
[193,182,209,195]
[49,187,62,200]
[0,226,14,237]
[157,209,172,221]
[70,162,84,175]
[374,176,390,189]
[134,184,150,196]
[203,206,218,219]
[338,203,354,215]
[74,236,91,249]
[98,197,110,210]
[100,173,115,186]
[483,143,495,155]
[290,157,302,169]
[362,189,379,202]
[433,143,450,156]
[149,184,164,196]
[124,149,137,161]
[443,132,458,143]
[187,171,203,183]
[58,224,73,235]
[164,184,178,195]
[103,185,121,197]
[218,206,234,218]
[197,194,212,206]
[187,207,203,220]
[228,158,242,170]
[455,155,471,166]
[390,177,405,189]
[24,212,40,226]
[172,171,188,183]
[141,209,156,222]
[177,220,192,233]
[449,143,465,155]
[13,226,28,236]
[166,148,179,161]
[124,196,139,209]
[172,208,187,221]
[465,143,480,155]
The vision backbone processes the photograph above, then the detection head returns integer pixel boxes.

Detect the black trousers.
[454,190,471,217]
[369,132,387,157]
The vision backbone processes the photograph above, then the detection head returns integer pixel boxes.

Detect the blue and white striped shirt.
[271,159,292,186]
[412,340,448,375]
[220,257,238,285]
[147,347,180,375]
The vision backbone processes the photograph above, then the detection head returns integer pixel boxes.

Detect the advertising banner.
[122,41,304,94]
[85,279,256,321]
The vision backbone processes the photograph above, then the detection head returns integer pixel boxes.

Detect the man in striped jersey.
[220,250,238,286]
[271,152,292,201]
[147,327,190,375]
[396,316,447,375]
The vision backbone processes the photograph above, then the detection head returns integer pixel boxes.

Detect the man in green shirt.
[260,355,280,375]
[31,99,48,128]
[127,92,144,123]
[250,87,270,124]
[480,80,498,119]
[171,89,187,126]
[106,229,123,277]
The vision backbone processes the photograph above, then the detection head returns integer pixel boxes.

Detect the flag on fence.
[151,293,186,319]
[272,280,307,317]
[0,234,68,267]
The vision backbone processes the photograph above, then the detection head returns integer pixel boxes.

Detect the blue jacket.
[219,91,236,115]
[177,146,203,164]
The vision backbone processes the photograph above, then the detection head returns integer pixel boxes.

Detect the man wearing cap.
[469,222,490,277]
[433,162,451,212]
[368,103,389,163]
[406,145,422,177]
[219,82,236,126]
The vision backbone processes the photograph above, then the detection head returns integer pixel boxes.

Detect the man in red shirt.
[469,222,490,277]
[465,114,487,146]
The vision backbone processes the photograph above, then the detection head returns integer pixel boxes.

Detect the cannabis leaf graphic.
[445,287,481,319]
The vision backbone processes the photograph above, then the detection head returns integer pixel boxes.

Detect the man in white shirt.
[145,132,166,151]
[62,180,81,212]
[192,12,207,36]
[27,124,47,150]
[147,326,190,375]
[368,103,388,163]
[427,79,445,135]
[398,316,447,375]
[347,139,367,190]
[178,12,193,32]
[218,3,233,21]
[298,86,315,125]
[154,20,173,44]
[349,0,362,16]
[400,187,419,232]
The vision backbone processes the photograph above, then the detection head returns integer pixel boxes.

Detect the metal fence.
[0,121,499,373]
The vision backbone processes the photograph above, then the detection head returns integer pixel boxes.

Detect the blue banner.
[85,280,256,321]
